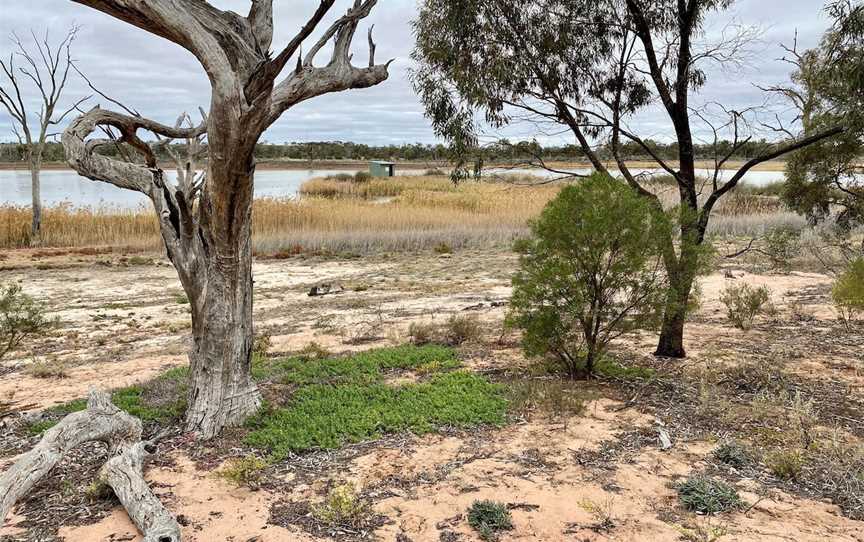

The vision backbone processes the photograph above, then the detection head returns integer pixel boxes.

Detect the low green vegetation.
[246,371,506,459]
[467,500,513,541]
[719,283,773,330]
[26,367,189,435]
[215,456,270,488]
[676,476,744,515]
[712,440,751,469]
[312,483,375,530]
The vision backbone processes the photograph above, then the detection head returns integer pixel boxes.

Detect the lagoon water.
[0,166,789,210]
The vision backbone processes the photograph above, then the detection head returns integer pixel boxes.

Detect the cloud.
[0,0,832,146]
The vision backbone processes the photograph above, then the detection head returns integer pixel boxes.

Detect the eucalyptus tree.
[0,28,87,239]
[412,0,844,358]
[780,0,864,237]
[62,0,392,438]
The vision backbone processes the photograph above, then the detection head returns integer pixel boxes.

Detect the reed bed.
[0,175,803,255]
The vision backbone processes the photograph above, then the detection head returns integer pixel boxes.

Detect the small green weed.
[766,448,804,480]
[676,476,744,514]
[312,483,374,529]
[216,456,270,488]
[467,500,513,541]
[712,441,751,468]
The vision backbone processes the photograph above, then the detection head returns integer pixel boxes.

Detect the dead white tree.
[1,3,391,537]
[0,27,89,240]
[61,0,391,439]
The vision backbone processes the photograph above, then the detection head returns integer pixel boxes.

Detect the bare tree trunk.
[30,157,42,241]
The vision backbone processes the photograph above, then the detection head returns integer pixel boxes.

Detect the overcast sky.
[0,0,832,146]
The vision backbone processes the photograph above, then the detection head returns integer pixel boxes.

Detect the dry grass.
[0,175,804,254]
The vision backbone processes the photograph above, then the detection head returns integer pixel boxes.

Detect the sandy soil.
[1,247,862,541]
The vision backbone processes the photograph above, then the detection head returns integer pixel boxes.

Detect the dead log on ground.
[0,389,180,541]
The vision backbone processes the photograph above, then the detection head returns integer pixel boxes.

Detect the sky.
[0,0,833,146]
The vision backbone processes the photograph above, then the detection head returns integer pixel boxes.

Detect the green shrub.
[832,258,864,327]
[433,241,453,254]
[676,476,744,514]
[353,171,372,183]
[763,226,801,273]
[313,483,374,529]
[467,500,513,541]
[712,440,751,468]
[0,283,54,359]
[507,174,667,377]
[719,283,772,330]
[408,321,438,345]
[766,449,804,480]
[216,456,270,487]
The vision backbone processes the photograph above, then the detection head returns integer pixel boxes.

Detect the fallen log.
[0,389,181,541]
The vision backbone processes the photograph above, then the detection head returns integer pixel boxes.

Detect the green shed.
[369,160,396,177]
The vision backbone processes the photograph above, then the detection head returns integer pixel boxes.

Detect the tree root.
[0,389,181,541]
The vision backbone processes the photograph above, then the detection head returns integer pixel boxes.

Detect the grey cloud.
[0,0,834,146]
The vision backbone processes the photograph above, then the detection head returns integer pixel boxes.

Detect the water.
[486,166,789,187]
[0,166,788,210]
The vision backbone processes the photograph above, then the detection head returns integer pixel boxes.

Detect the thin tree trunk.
[655,265,695,359]
[30,161,41,242]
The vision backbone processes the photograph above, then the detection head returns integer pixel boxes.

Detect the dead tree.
[0,27,88,239]
[60,0,391,439]
[0,390,181,541]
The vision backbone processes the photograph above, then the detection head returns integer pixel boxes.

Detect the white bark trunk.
[0,390,180,541]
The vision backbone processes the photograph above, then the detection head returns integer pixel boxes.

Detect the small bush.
[712,440,751,468]
[467,500,513,541]
[408,321,438,345]
[297,341,331,361]
[506,379,589,420]
[676,476,743,514]
[313,483,374,529]
[216,456,269,488]
[763,226,801,272]
[719,283,772,330]
[25,358,68,379]
[353,171,372,183]
[507,174,667,377]
[433,241,453,254]
[253,330,272,358]
[0,283,54,359]
[766,449,804,480]
[444,314,482,345]
[832,258,864,327]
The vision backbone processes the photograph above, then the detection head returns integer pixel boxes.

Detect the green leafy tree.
[832,258,864,326]
[781,1,864,234]
[507,174,667,377]
[412,0,843,358]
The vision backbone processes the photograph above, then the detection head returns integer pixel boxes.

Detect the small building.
[369,160,396,177]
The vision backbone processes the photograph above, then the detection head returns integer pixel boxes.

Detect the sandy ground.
[1,247,862,541]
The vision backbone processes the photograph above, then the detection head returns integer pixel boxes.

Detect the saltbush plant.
[832,258,864,327]
[507,174,667,377]
[719,283,772,330]
[676,475,744,514]
[467,500,513,541]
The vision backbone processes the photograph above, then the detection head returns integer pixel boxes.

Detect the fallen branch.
[0,389,180,541]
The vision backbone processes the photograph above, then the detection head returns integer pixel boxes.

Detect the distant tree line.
[0,138,785,165]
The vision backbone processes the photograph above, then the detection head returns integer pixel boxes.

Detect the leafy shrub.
[433,241,453,254]
[676,476,743,514]
[0,283,54,359]
[216,456,269,488]
[467,500,513,541]
[353,171,372,183]
[719,283,772,330]
[832,258,864,327]
[763,226,801,272]
[313,483,374,529]
[507,174,667,377]
[712,440,751,468]
[297,341,331,361]
[766,449,804,480]
[444,314,482,345]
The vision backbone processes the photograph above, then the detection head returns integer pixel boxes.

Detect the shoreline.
[0,159,792,173]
